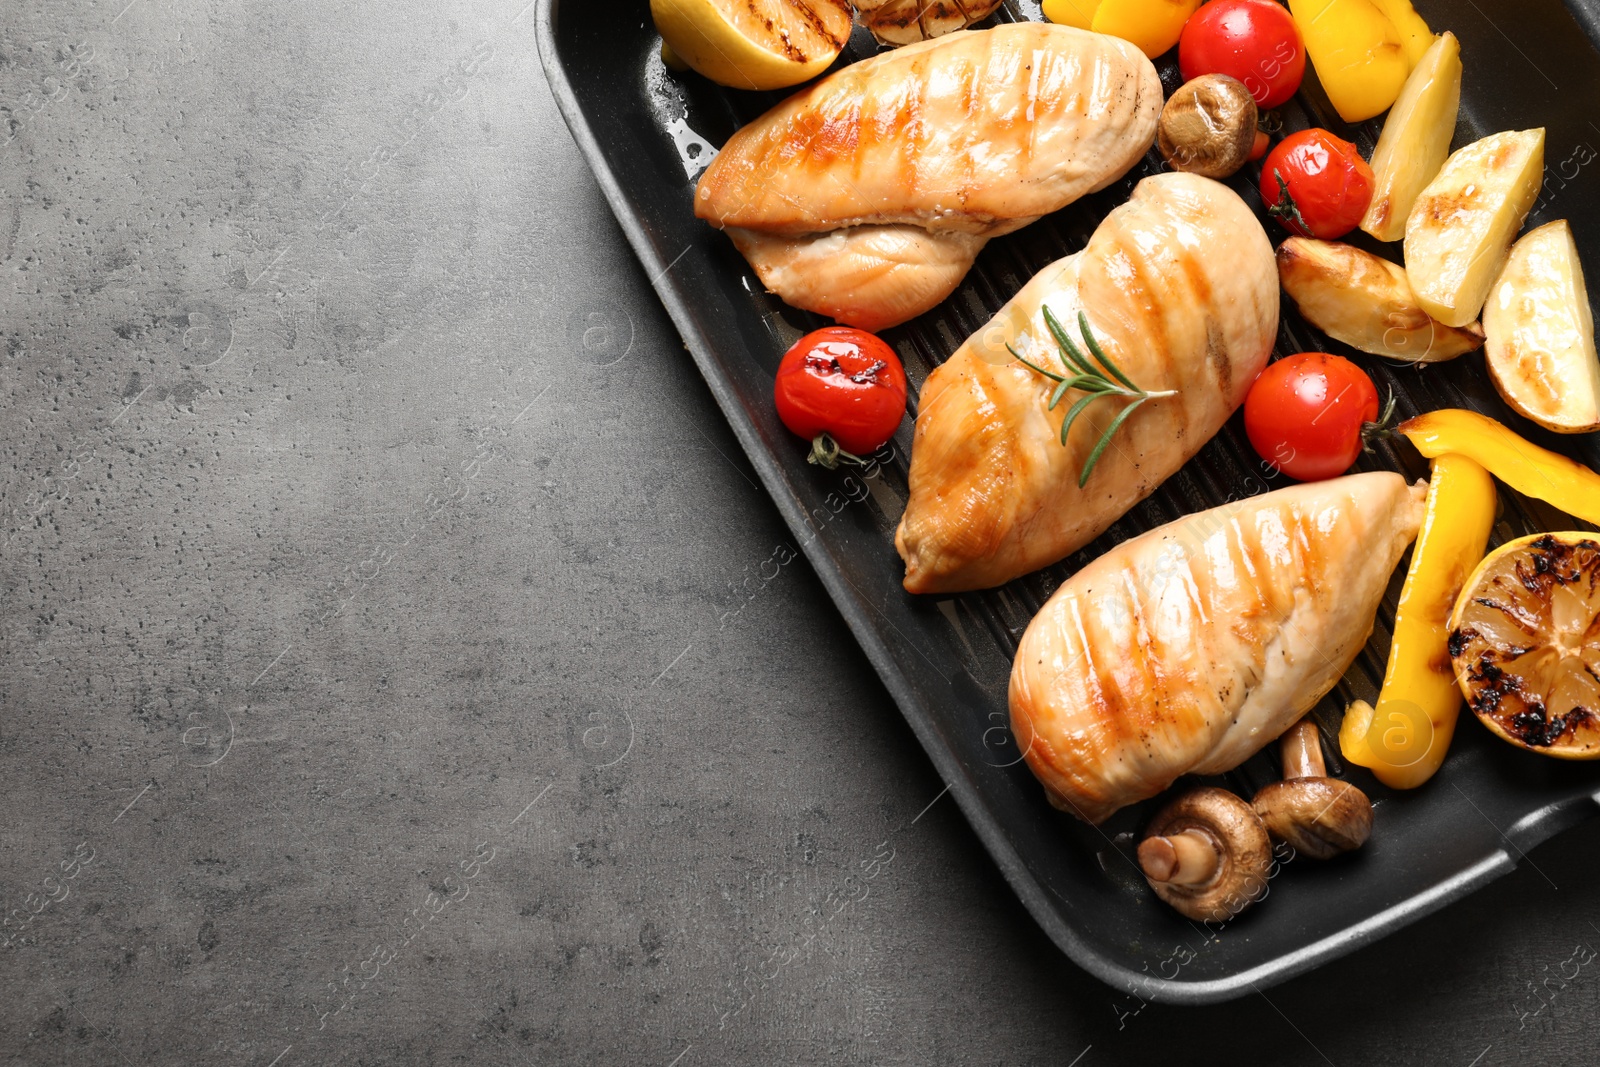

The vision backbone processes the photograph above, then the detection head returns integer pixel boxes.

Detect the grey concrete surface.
[3,1,1600,1064]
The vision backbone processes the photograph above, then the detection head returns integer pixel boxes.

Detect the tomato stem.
[808,433,869,470]
[1266,169,1310,236]
[1360,389,1399,453]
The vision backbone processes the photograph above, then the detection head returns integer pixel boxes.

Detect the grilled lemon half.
[651,0,853,91]
[1448,531,1600,758]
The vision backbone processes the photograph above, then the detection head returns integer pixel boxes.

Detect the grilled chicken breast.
[1010,472,1427,825]
[895,173,1278,594]
[727,225,990,332]
[696,23,1161,328]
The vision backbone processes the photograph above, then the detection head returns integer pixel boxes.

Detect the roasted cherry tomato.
[774,327,907,468]
[1244,352,1387,481]
[1259,128,1374,239]
[1179,0,1306,109]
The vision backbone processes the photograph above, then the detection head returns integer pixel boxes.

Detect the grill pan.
[538,0,1600,1002]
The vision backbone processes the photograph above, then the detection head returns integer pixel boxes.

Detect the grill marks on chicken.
[699,26,1159,233]
[694,24,1161,328]
[1009,473,1427,825]
[895,173,1279,594]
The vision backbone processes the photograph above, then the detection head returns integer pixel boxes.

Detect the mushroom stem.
[1280,718,1327,780]
[1140,787,1274,920]
[1254,718,1373,860]
[1137,828,1222,887]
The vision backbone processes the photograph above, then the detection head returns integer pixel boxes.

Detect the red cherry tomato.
[1179,0,1306,109]
[774,327,907,466]
[1244,353,1383,481]
[1259,129,1374,239]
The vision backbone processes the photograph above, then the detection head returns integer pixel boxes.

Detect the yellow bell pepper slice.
[1397,408,1600,526]
[1368,0,1435,67]
[1043,0,1104,30]
[1339,453,1496,788]
[1091,0,1202,58]
[1288,0,1410,122]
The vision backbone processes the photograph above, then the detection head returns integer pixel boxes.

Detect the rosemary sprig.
[1008,307,1176,488]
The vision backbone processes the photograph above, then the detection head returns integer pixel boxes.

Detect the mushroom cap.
[1252,777,1373,860]
[1140,786,1272,923]
[1157,74,1259,180]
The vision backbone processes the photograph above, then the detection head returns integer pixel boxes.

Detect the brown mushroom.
[1137,786,1272,922]
[1252,718,1373,860]
[1157,74,1259,179]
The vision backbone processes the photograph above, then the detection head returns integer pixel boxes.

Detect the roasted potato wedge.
[1360,32,1461,242]
[1278,237,1483,362]
[1482,220,1600,433]
[1404,128,1544,328]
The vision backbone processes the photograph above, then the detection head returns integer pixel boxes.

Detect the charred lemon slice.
[1448,532,1600,758]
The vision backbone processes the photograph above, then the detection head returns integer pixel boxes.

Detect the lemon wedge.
[651,0,854,91]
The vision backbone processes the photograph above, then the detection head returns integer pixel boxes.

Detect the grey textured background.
[3,1,1600,1064]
